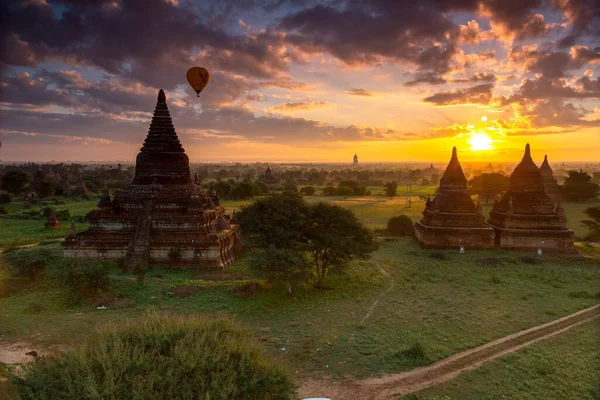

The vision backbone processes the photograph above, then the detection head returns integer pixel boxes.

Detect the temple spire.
[439,146,467,191]
[158,89,166,103]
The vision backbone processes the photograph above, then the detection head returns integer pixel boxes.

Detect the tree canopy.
[468,173,510,204]
[562,170,599,201]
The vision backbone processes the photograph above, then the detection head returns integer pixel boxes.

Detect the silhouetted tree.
[384,182,397,198]
[468,173,510,204]
[562,170,599,201]
[582,207,600,241]
[1,170,31,195]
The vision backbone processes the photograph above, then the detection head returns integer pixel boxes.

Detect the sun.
[469,133,493,151]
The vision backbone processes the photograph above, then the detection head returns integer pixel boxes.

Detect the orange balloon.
[186,67,210,97]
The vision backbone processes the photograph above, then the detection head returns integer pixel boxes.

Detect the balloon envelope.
[186,67,210,96]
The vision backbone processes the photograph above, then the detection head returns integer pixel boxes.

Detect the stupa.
[63,89,240,269]
[73,179,92,196]
[487,144,574,251]
[44,210,62,229]
[414,147,494,248]
[540,155,561,201]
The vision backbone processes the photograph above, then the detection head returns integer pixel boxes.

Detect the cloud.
[346,88,373,97]
[270,100,328,112]
[423,84,495,106]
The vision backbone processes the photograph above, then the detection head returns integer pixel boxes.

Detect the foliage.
[230,181,261,200]
[581,206,600,241]
[468,173,510,204]
[0,193,12,204]
[322,186,337,196]
[384,181,397,198]
[1,170,31,195]
[12,313,296,400]
[256,181,270,195]
[299,186,315,196]
[237,194,310,249]
[248,248,310,294]
[38,181,56,198]
[306,202,378,286]
[42,206,71,221]
[387,215,415,236]
[283,184,298,193]
[562,170,600,201]
[215,180,232,198]
[50,259,113,299]
[133,262,149,282]
[336,186,354,196]
[4,246,61,280]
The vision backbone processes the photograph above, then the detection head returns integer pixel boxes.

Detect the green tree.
[299,186,315,196]
[384,181,397,198]
[0,193,12,204]
[387,215,415,236]
[562,170,600,201]
[230,182,260,199]
[238,194,310,249]
[256,181,270,195]
[1,170,31,195]
[248,248,310,295]
[306,203,377,287]
[215,180,232,199]
[5,247,60,281]
[468,173,510,204]
[582,207,600,242]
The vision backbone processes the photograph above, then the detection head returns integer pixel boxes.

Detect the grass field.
[403,319,600,400]
[1,239,599,382]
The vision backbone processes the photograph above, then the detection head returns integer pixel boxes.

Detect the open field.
[1,239,599,383]
[403,319,600,400]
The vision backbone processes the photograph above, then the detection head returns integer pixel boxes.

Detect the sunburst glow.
[469,133,493,151]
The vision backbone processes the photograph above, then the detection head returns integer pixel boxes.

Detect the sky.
[0,0,599,163]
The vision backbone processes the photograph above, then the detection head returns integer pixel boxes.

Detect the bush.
[0,193,12,204]
[430,252,448,260]
[299,186,315,196]
[50,260,113,300]
[387,215,414,236]
[12,313,296,400]
[336,186,354,196]
[322,186,337,196]
[4,246,62,281]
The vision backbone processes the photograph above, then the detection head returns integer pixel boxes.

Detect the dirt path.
[0,238,64,253]
[299,304,600,400]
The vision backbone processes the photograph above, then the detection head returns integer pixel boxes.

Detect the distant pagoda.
[353,154,358,166]
[73,179,92,197]
[44,210,62,229]
[487,144,574,251]
[414,147,494,249]
[63,89,240,269]
[540,155,561,201]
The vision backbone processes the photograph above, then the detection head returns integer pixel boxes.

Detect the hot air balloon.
[186,67,210,97]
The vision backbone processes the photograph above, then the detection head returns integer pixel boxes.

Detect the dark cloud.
[346,88,373,97]
[423,83,494,105]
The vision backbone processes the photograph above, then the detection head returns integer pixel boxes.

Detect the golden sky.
[0,0,599,162]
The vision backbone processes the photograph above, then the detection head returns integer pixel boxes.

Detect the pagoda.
[487,144,574,251]
[414,147,494,249]
[63,89,240,269]
[73,179,92,196]
[44,210,62,229]
[540,155,561,201]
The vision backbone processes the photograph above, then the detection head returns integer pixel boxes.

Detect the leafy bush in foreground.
[12,313,296,400]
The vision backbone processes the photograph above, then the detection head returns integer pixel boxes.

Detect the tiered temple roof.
[540,155,561,201]
[63,90,240,269]
[414,147,494,249]
[487,144,573,251]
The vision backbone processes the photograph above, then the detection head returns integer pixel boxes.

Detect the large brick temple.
[63,89,240,269]
[487,144,574,251]
[414,147,494,249]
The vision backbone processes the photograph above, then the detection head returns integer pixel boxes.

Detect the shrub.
[336,186,354,196]
[4,246,62,280]
[387,215,414,236]
[0,193,12,204]
[393,342,429,367]
[567,290,599,299]
[50,260,113,300]
[247,248,310,294]
[322,186,337,196]
[12,313,296,400]
[133,262,149,282]
[299,186,315,196]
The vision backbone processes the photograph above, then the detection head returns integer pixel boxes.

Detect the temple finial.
[544,154,548,162]
[158,89,166,103]
[525,143,531,157]
[452,146,457,158]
